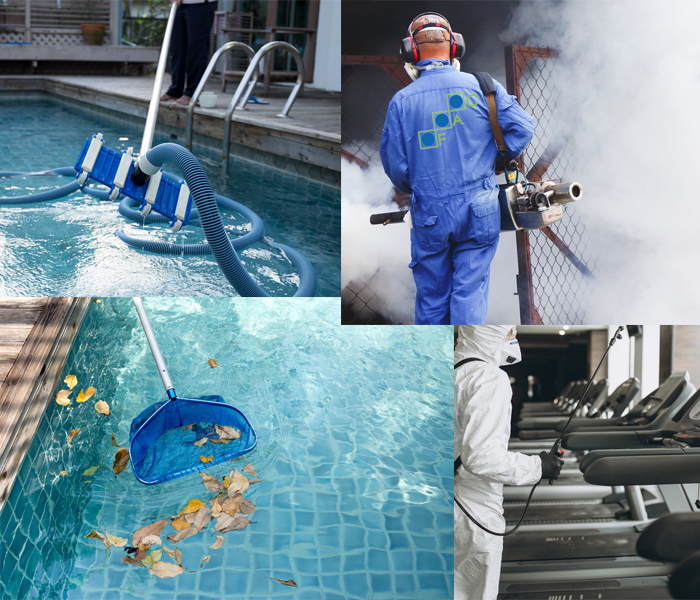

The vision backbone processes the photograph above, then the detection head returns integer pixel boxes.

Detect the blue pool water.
[0,94,339,297]
[0,298,453,599]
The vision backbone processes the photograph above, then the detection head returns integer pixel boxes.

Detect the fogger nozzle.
[548,181,582,204]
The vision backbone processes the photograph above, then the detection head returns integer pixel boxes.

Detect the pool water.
[0,298,453,599]
[0,94,339,297]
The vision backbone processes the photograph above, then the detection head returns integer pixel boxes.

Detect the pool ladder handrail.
[186,41,258,151]
[222,41,305,165]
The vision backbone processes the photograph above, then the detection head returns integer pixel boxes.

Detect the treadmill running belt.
[498,584,672,599]
[503,502,622,524]
[503,531,640,561]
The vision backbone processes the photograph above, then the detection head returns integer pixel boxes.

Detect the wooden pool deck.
[1,74,340,180]
[0,297,89,509]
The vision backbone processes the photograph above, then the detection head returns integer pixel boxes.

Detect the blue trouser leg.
[451,234,499,324]
[410,231,453,325]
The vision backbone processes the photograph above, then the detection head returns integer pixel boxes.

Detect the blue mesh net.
[129,395,256,485]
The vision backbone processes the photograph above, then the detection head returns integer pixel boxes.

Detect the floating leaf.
[219,516,254,534]
[141,535,162,546]
[83,466,98,477]
[77,386,96,403]
[248,478,263,484]
[210,536,225,550]
[162,546,183,567]
[200,456,213,464]
[95,400,110,416]
[184,512,197,524]
[200,555,211,568]
[59,471,68,476]
[110,429,118,447]
[67,429,81,445]
[214,513,235,532]
[85,529,109,549]
[121,556,145,567]
[227,469,249,496]
[113,448,130,475]
[220,497,241,516]
[193,505,212,531]
[132,519,169,547]
[170,517,191,531]
[64,375,77,389]
[211,498,222,518]
[167,526,199,543]
[150,561,184,578]
[269,578,297,588]
[242,463,257,477]
[207,356,219,368]
[105,532,127,547]
[181,499,206,515]
[134,546,149,561]
[142,549,162,568]
[215,425,240,440]
[200,472,223,493]
[95,299,102,303]
[182,424,194,430]
[194,437,208,447]
[56,389,72,406]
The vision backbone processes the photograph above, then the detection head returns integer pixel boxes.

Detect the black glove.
[539,451,564,481]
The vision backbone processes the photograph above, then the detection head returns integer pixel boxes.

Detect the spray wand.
[454,325,625,536]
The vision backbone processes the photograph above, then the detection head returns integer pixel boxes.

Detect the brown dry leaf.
[220,497,241,516]
[121,556,145,567]
[214,513,235,532]
[181,499,206,515]
[162,546,176,558]
[269,578,297,588]
[184,512,197,524]
[194,437,208,447]
[208,437,232,445]
[163,546,184,568]
[82,466,98,477]
[248,478,263,484]
[242,463,257,477]
[67,429,81,445]
[210,536,225,550]
[95,400,110,416]
[142,549,162,568]
[200,555,211,568]
[150,561,184,578]
[85,529,110,549]
[219,516,254,534]
[110,429,118,447]
[167,526,199,543]
[113,448,130,476]
[211,498,222,518]
[193,505,212,531]
[200,455,213,464]
[170,517,191,531]
[207,356,219,368]
[141,535,162,546]
[215,425,241,440]
[132,519,169,547]
[56,389,72,406]
[227,469,249,496]
[200,473,223,494]
[239,500,256,516]
[64,375,78,390]
[105,532,127,547]
[59,471,68,476]
[134,546,149,561]
[182,424,194,430]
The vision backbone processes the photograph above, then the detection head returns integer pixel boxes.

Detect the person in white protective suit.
[454,325,563,600]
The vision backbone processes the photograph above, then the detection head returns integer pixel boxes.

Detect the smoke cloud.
[502,0,700,322]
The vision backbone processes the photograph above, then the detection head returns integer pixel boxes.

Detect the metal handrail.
[185,41,258,151]
[140,0,178,156]
[222,40,305,164]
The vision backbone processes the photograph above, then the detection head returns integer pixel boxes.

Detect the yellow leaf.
[95,400,110,416]
[82,386,96,402]
[56,389,72,405]
[105,532,128,547]
[181,498,206,514]
[67,429,81,445]
[207,356,218,368]
[85,529,109,549]
[94,299,102,303]
[200,456,213,464]
[142,549,162,568]
[83,466,98,477]
[64,375,77,390]
[170,517,191,531]
[113,448,130,475]
[210,535,225,550]
[149,561,184,578]
[59,471,68,476]
[223,476,230,489]
[194,437,208,447]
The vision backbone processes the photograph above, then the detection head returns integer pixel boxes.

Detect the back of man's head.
[409,13,451,60]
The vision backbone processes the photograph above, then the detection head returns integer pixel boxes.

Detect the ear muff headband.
[400,12,463,63]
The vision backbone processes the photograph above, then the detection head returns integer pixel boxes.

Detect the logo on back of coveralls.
[418,91,478,150]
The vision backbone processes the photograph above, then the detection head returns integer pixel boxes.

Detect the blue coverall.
[380,60,535,325]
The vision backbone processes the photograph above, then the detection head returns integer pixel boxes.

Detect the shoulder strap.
[454,356,486,473]
[470,71,506,151]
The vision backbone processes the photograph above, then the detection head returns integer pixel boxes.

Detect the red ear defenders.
[399,12,465,64]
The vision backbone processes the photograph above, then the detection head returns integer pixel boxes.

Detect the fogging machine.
[370,72,582,231]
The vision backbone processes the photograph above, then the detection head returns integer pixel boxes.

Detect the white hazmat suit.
[454,326,542,600]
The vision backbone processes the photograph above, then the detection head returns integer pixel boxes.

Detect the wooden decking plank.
[0,324,36,342]
[0,298,48,311]
[0,342,25,361]
[0,309,45,326]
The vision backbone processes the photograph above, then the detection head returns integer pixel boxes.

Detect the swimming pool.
[0,298,453,599]
[0,94,339,297]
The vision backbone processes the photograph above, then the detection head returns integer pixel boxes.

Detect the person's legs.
[182,1,217,98]
[165,4,188,98]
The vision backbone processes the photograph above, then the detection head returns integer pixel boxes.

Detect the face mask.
[500,338,521,366]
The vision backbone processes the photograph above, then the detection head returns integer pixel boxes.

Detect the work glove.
[538,451,564,481]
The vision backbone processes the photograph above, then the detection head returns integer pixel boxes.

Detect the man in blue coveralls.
[380,13,535,325]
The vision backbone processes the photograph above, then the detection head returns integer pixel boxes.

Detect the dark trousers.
[166,1,217,98]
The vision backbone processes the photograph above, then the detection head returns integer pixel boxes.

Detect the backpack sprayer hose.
[454,326,625,536]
